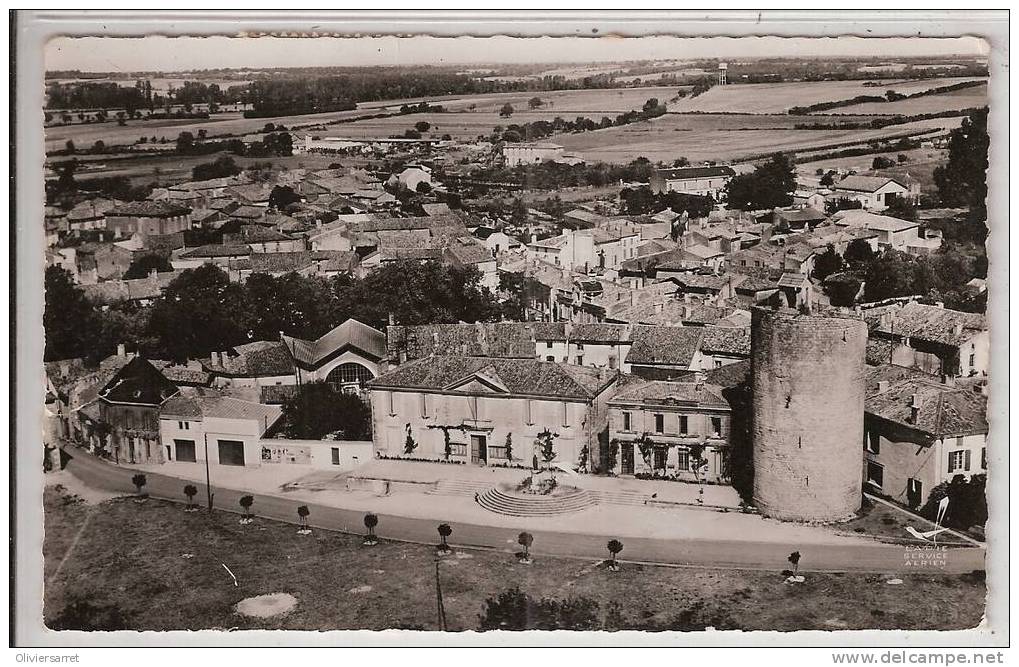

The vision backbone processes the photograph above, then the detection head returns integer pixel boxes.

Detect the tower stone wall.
[751,307,867,522]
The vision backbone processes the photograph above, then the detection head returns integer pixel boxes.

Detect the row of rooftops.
[385,321,751,366]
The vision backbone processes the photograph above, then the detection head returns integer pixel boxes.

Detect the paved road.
[61,447,985,574]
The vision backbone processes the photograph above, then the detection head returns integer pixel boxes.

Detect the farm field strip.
[818,83,988,115]
[554,116,963,164]
[668,77,986,114]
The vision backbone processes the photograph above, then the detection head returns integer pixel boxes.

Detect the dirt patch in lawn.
[235,593,297,619]
[42,487,986,632]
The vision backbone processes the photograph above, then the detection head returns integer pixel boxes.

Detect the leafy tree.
[499,103,514,118]
[183,484,198,509]
[416,181,432,194]
[886,196,917,222]
[863,250,919,302]
[788,551,801,574]
[934,108,988,221]
[504,433,514,462]
[44,267,109,362]
[297,505,310,530]
[844,238,877,267]
[131,473,147,496]
[404,423,418,455]
[65,140,76,154]
[536,429,559,479]
[725,154,796,210]
[921,474,987,529]
[478,588,599,631]
[268,184,301,211]
[497,271,527,321]
[825,197,864,215]
[280,382,372,440]
[872,156,895,170]
[244,273,343,343]
[527,97,544,109]
[123,254,173,280]
[635,432,657,473]
[607,539,624,569]
[363,513,379,543]
[146,264,251,361]
[517,531,533,560]
[823,273,863,307]
[811,245,844,282]
[819,170,836,187]
[239,495,254,520]
[437,523,452,551]
[335,260,500,330]
[414,120,431,133]
[192,155,241,181]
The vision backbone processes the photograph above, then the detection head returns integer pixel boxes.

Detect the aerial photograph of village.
[32,27,994,638]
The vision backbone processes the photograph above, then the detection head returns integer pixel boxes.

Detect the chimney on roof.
[530,234,537,244]
[909,393,921,424]
[388,312,396,327]
[211,351,220,366]
[935,301,944,309]
[877,380,889,393]
[117,343,126,358]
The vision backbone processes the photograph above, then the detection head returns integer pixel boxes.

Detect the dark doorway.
[907,478,923,509]
[620,443,634,475]
[218,440,245,466]
[470,435,487,464]
[175,439,197,462]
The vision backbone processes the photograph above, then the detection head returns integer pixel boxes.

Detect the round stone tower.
[751,307,867,522]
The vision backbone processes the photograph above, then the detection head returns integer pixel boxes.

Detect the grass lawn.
[43,486,986,633]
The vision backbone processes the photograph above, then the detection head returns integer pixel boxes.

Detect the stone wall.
[751,307,867,522]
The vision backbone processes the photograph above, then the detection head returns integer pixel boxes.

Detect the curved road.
[60,447,984,574]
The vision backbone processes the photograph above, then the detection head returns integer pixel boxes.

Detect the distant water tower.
[717,62,728,86]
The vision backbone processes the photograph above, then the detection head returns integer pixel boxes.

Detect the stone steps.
[476,487,596,517]
[429,479,493,496]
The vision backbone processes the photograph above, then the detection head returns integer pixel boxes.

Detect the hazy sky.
[45,34,988,73]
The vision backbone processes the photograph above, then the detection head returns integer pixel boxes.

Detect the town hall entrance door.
[470,435,487,464]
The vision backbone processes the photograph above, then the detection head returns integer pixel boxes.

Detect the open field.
[555,115,964,164]
[44,487,985,632]
[356,85,692,114]
[669,77,985,114]
[824,82,988,115]
[45,107,379,152]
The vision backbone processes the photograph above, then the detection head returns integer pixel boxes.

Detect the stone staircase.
[476,487,596,517]
[429,479,492,497]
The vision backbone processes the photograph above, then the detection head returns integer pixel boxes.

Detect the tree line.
[44,261,503,365]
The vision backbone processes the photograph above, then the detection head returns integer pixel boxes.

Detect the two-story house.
[368,355,620,469]
[863,365,988,508]
[606,379,732,481]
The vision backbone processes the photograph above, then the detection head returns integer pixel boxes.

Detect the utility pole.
[434,560,448,631]
[204,432,213,513]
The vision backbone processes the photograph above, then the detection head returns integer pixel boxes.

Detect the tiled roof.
[205,341,295,377]
[835,175,906,193]
[224,225,294,244]
[608,380,730,410]
[872,302,986,347]
[160,393,283,429]
[699,327,751,356]
[625,326,703,367]
[865,366,988,437]
[245,252,315,274]
[370,355,618,400]
[98,356,179,405]
[283,319,386,367]
[107,200,191,218]
[444,242,493,266]
[180,244,252,259]
[67,198,121,222]
[571,323,629,343]
[832,209,918,233]
[704,359,751,388]
[387,323,539,362]
[673,273,731,291]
